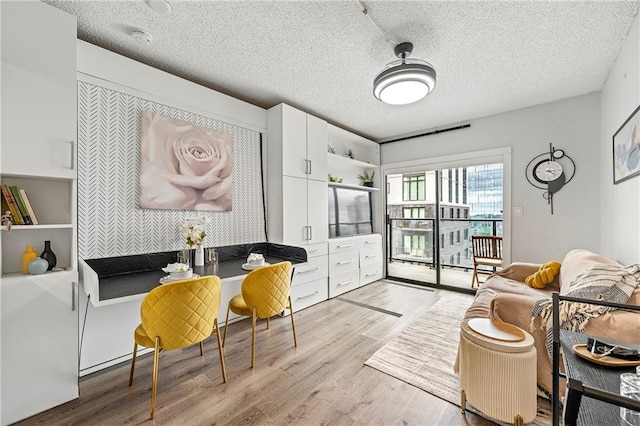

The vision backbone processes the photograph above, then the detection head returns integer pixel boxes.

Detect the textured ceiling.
[44,0,640,142]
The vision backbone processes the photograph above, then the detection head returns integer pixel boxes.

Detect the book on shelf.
[19,189,38,225]
[0,184,24,225]
[9,185,32,225]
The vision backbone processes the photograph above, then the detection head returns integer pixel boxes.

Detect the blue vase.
[28,258,49,275]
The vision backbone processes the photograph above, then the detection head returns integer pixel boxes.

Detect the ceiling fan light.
[373,46,437,105]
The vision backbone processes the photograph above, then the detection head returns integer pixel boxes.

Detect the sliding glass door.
[386,162,504,292]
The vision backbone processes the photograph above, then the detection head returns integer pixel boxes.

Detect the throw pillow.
[525,261,561,289]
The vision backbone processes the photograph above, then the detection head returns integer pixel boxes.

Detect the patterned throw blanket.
[531,263,640,358]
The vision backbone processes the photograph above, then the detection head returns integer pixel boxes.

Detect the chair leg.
[251,307,257,368]
[199,341,204,357]
[128,342,138,386]
[222,304,231,347]
[150,337,160,419]
[289,296,298,347]
[471,266,478,288]
[266,316,270,330]
[214,319,227,383]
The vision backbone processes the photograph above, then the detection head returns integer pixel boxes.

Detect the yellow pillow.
[525,261,561,289]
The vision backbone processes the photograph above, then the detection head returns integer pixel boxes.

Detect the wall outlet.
[514,206,524,217]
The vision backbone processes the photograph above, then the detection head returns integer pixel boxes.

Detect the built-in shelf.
[1,224,73,231]
[328,153,377,169]
[1,269,76,283]
[328,182,380,192]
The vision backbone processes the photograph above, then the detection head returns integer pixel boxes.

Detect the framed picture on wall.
[613,104,640,184]
[139,111,234,210]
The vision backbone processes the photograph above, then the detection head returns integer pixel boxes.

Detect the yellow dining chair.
[128,275,227,419]
[471,235,503,288]
[222,261,297,368]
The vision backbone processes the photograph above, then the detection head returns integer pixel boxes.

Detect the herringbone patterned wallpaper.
[78,81,266,259]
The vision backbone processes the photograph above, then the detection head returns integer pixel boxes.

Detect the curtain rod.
[379,123,471,145]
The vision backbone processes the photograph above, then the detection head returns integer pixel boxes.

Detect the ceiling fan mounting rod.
[356,0,399,46]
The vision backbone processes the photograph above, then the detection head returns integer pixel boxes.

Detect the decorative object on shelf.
[139,111,234,211]
[346,149,355,159]
[613,104,640,184]
[1,210,13,232]
[373,42,437,105]
[327,141,336,154]
[357,170,375,187]
[179,217,207,266]
[525,143,575,214]
[40,240,57,271]
[205,247,218,266]
[27,258,49,275]
[21,245,38,274]
[328,174,342,183]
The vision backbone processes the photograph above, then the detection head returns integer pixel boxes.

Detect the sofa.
[455,248,640,396]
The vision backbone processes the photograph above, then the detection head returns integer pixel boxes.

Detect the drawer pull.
[297,291,319,301]
[337,279,353,287]
[364,240,376,245]
[365,254,377,259]
[336,244,354,249]
[365,272,378,278]
[337,259,355,265]
[296,267,319,275]
[307,249,318,254]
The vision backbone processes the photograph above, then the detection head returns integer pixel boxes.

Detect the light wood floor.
[23,280,494,425]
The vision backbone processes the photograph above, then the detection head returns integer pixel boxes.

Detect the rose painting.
[139,111,233,211]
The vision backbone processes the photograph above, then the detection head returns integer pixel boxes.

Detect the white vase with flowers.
[179,217,207,267]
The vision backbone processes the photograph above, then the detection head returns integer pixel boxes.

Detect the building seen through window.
[387,163,503,270]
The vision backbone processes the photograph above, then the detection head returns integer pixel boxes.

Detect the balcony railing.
[388,217,503,271]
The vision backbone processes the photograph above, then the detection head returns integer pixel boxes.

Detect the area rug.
[364,292,552,426]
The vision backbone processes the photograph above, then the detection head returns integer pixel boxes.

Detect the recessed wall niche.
[77,81,265,259]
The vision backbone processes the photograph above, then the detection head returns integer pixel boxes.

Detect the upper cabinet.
[267,104,329,246]
[327,124,380,189]
[1,0,77,178]
[274,104,328,182]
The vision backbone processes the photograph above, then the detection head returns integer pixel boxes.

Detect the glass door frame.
[382,147,512,292]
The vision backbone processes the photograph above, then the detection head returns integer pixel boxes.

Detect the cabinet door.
[1,1,77,178]
[282,176,308,246]
[306,114,328,182]
[307,179,328,244]
[281,105,308,179]
[1,274,78,425]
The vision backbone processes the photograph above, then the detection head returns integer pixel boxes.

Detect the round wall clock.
[525,144,575,214]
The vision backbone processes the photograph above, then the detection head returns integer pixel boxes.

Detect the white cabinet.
[267,103,328,246]
[1,1,77,179]
[0,2,78,423]
[1,272,79,425]
[287,243,328,313]
[328,234,383,297]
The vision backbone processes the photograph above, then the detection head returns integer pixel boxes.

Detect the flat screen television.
[328,186,373,238]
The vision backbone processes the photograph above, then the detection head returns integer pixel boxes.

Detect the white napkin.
[247,253,264,263]
[162,263,190,273]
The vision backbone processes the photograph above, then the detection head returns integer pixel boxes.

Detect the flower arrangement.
[179,217,207,247]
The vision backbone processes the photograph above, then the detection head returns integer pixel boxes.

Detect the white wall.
[600,14,640,265]
[381,92,601,264]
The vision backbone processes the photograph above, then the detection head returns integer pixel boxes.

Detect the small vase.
[28,258,49,275]
[21,245,38,274]
[40,240,57,271]
[194,245,204,267]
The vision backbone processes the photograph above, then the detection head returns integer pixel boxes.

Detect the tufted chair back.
[140,275,221,350]
[241,261,293,319]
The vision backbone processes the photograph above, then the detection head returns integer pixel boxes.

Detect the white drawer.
[360,264,383,286]
[360,245,382,267]
[356,234,382,249]
[329,269,360,298]
[328,237,358,253]
[329,249,359,275]
[288,278,328,313]
[292,255,328,287]
[305,242,328,258]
